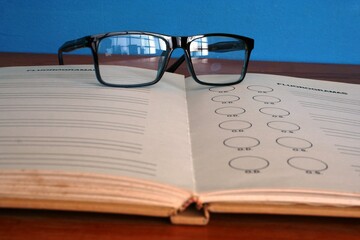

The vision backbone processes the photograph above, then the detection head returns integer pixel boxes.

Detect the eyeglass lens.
[97,34,168,86]
[189,36,247,84]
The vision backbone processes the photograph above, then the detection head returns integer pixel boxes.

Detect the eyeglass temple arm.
[58,36,92,65]
[166,41,246,73]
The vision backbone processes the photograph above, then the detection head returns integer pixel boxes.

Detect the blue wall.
[1,0,359,64]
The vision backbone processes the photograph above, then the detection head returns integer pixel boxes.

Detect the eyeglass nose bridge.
[165,36,195,75]
[170,36,188,50]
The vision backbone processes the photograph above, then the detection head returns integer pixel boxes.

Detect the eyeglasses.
[58,31,254,87]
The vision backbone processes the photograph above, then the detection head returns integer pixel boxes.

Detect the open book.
[0,65,359,225]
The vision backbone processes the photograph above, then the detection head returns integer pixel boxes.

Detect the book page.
[0,66,194,192]
[186,74,360,200]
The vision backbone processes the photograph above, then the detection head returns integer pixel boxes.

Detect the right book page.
[185,73,360,205]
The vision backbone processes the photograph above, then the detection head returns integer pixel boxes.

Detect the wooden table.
[0,52,359,240]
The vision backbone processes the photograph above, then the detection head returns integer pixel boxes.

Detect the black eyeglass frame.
[58,31,254,87]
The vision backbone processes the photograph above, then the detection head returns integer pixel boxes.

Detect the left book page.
[0,66,193,211]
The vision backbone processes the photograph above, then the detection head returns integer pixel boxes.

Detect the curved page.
[186,74,360,206]
[0,66,194,207]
